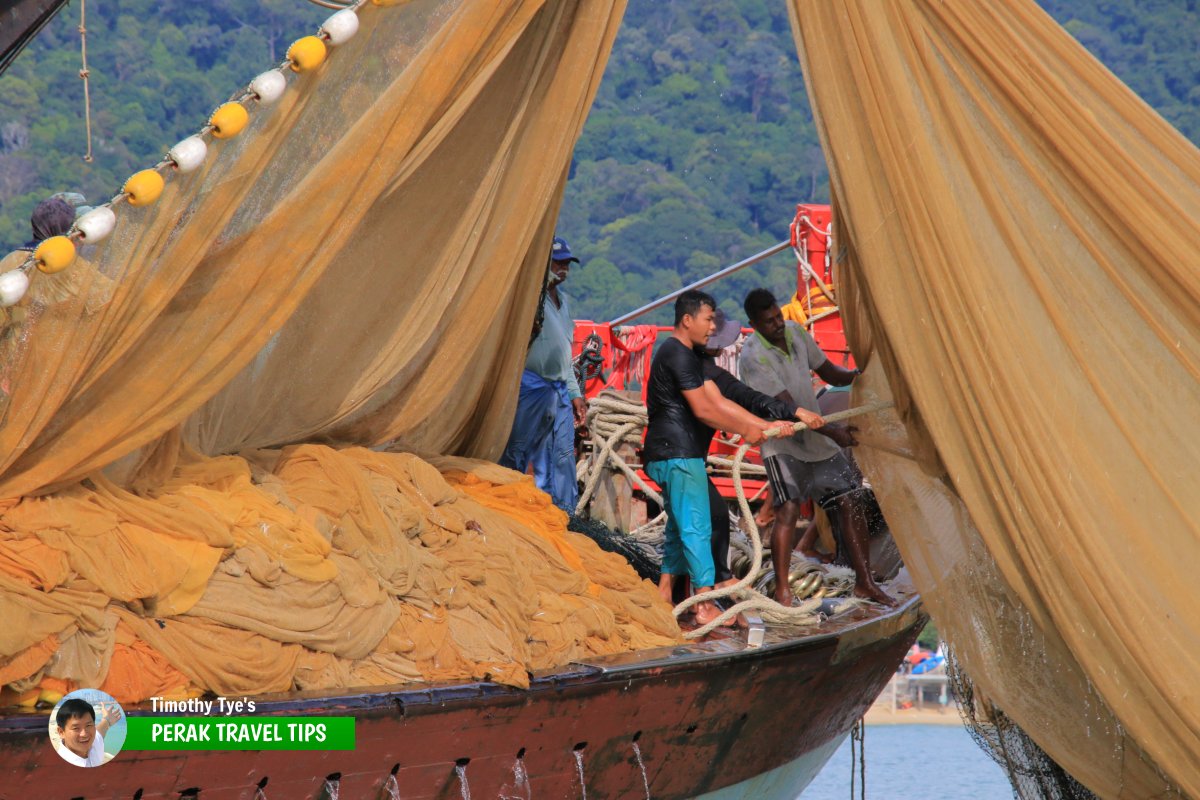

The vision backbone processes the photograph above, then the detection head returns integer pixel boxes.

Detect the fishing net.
[567,513,660,583]
[0,0,629,497]
[790,1,1198,796]
[0,445,679,705]
[0,0,689,707]
[947,649,1098,800]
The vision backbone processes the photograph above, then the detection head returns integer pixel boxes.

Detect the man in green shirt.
[500,236,588,511]
[741,288,895,607]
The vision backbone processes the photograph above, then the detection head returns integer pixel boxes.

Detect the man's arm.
[767,388,826,431]
[713,369,790,420]
[810,356,860,446]
[815,359,860,387]
[561,298,587,426]
[96,703,123,737]
[701,380,794,439]
[782,379,856,447]
[682,383,774,445]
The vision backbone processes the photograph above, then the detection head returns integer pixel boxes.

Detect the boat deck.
[0,581,923,800]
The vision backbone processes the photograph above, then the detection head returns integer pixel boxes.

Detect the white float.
[321,10,360,46]
[0,270,30,307]
[75,206,117,243]
[169,136,208,173]
[250,69,287,104]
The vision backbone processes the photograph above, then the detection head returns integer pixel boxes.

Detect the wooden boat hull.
[0,597,923,799]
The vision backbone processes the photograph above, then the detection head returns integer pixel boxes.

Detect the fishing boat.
[0,2,925,798]
[3,1,1194,799]
[0,598,923,798]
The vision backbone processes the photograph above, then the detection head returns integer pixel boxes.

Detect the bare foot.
[854,581,898,607]
[800,548,834,564]
[773,587,795,608]
[715,577,740,591]
[693,600,736,627]
[658,574,676,604]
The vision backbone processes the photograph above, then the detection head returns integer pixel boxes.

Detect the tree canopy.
[1,0,1197,324]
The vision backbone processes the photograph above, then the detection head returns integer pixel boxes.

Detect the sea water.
[800,724,1013,799]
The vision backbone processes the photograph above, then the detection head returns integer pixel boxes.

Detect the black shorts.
[763,451,859,508]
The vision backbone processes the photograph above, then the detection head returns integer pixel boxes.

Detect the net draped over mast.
[0,0,627,496]
[0,0,692,708]
[789,1,1199,797]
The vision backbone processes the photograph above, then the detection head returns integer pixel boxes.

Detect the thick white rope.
[576,392,662,515]
[573,391,895,638]
[675,399,895,639]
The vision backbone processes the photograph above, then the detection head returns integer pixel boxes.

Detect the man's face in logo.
[59,714,95,757]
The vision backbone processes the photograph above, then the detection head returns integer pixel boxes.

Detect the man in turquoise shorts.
[643,290,789,626]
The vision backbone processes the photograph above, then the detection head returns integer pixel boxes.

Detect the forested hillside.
[2,0,1198,323]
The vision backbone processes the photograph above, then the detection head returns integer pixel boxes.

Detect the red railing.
[571,202,851,504]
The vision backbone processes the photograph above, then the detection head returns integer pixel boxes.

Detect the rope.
[705,455,766,476]
[804,306,841,329]
[572,391,895,638]
[528,254,554,348]
[575,391,663,515]
[673,399,895,639]
[79,0,93,163]
[574,333,606,388]
[793,243,838,306]
[850,717,866,800]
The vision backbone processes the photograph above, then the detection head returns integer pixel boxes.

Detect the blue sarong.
[499,369,578,512]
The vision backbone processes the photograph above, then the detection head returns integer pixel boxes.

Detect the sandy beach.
[865,705,963,726]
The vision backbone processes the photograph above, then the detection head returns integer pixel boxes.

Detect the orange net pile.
[0,445,678,705]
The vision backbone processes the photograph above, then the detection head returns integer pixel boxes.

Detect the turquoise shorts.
[646,458,715,587]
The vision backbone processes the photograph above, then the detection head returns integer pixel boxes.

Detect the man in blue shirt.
[500,236,588,511]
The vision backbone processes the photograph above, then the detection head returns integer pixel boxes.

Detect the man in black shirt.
[643,290,791,626]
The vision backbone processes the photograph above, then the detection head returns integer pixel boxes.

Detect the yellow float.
[287,36,327,73]
[124,169,165,207]
[33,236,76,274]
[209,102,249,139]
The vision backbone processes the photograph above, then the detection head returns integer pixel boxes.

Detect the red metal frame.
[572,203,857,505]
[790,204,853,369]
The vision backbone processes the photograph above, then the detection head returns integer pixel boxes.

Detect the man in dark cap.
[500,235,587,511]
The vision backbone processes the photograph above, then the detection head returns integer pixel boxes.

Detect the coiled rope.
[576,390,662,514]
[575,390,895,637]
[674,399,895,639]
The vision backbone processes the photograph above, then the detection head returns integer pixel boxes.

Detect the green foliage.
[0,0,323,248]
[917,620,940,651]
[561,0,1200,324]
[1,0,1198,325]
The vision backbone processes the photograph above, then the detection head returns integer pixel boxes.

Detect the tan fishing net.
[3,0,1196,795]
[0,445,679,704]
[789,1,1199,797]
[0,0,628,496]
[0,0,684,708]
